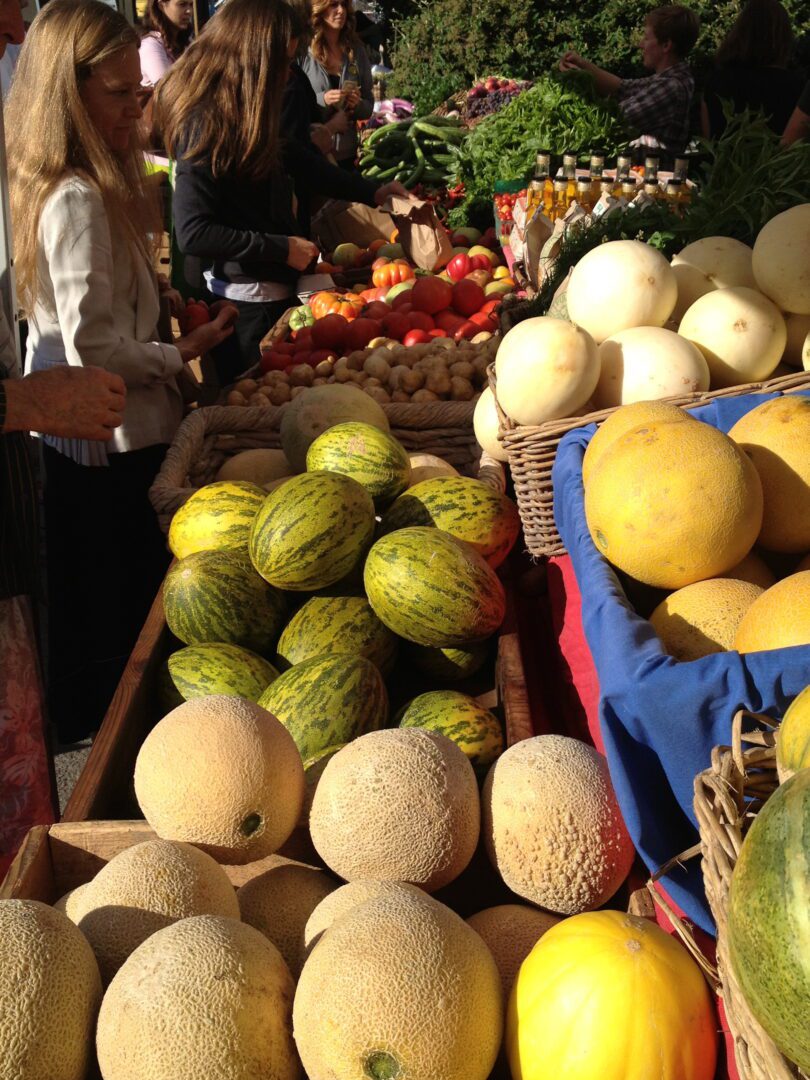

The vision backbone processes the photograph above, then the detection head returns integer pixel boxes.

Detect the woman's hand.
[176,307,237,362]
[374,181,415,206]
[208,300,240,325]
[323,88,344,107]
[343,88,361,112]
[287,236,320,271]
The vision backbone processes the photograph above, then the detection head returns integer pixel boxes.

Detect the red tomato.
[403,329,432,346]
[381,311,410,341]
[293,337,315,354]
[407,311,435,332]
[293,326,313,344]
[434,309,467,334]
[260,349,292,372]
[428,328,449,339]
[179,302,211,333]
[393,301,413,317]
[292,350,312,366]
[343,317,382,351]
[469,253,493,272]
[469,311,499,333]
[453,321,481,342]
[410,276,453,315]
[452,279,486,318]
[311,313,349,351]
[390,290,414,313]
[480,299,501,317]
[363,301,390,321]
[273,341,296,356]
[447,254,471,282]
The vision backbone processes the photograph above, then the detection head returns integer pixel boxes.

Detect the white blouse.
[25,175,183,466]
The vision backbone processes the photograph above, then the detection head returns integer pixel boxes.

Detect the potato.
[450,361,475,380]
[235,378,258,395]
[364,386,391,404]
[400,368,425,394]
[365,377,382,388]
[391,389,411,402]
[349,370,366,384]
[226,390,247,406]
[289,364,315,387]
[268,382,292,405]
[471,354,491,379]
[313,377,328,386]
[450,376,475,401]
[314,359,334,378]
[248,392,270,408]
[290,385,308,398]
[411,389,440,403]
[425,369,452,396]
[471,332,493,345]
[429,337,455,351]
[364,354,391,381]
[388,364,411,390]
[334,357,353,383]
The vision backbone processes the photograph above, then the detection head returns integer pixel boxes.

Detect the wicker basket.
[150,402,500,531]
[648,710,807,1080]
[488,366,810,558]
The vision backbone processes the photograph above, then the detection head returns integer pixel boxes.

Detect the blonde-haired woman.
[301,0,373,168]
[158,0,407,380]
[6,0,235,743]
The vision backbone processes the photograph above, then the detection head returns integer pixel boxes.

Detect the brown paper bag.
[381,196,454,271]
[311,200,395,253]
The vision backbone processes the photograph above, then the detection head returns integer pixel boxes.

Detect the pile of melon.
[581,394,810,660]
[485,203,810,432]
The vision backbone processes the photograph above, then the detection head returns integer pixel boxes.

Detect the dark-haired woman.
[139,0,193,87]
[702,0,804,137]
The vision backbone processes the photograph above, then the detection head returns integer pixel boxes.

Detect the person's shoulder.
[42,175,103,216]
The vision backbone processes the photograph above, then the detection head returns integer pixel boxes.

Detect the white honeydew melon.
[407,453,459,485]
[752,203,810,315]
[280,383,390,472]
[216,449,293,485]
[566,240,677,343]
[264,475,294,494]
[782,312,810,369]
[473,386,508,462]
[670,236,755,322]
[494,317,599,426]
[678,286,787,388]
[594,326,710,408]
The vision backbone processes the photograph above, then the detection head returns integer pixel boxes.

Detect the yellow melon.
[216,449,294,485]
[309,728,480,892]
[728,396,810,553]
[408,452,460,484]
[0,900,102,1080]
[585,418,763,589]
[97,915,298,1080]
[73,839,239,984]
[134,695,305,864]
[238,857,337,977]
[482,735,634,914]
[467,904,561,999]
[581,400,690,487]
[734,571,810,653]
[719,551,776,589]
[54,883,90,922]
[650,578,764,661]
[776,684,810,783]
[293,887,503,1080]
[303,879,425,955]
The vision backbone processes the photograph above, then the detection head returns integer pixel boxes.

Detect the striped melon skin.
[258,653,388,760]
[398,690,504,776]
[306,422,411,508]
[728,769,810,1070]
[404,640,491,683]
[276,595,398,677]
[168,482,266,560]
[379,476,521,568]
[167,643,279,703]
[776,684,810,783]
[164,551,287,655]
[364,527,506,647]
[249,472,375,592]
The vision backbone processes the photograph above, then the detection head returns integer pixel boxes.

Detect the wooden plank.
[0,825,53,901]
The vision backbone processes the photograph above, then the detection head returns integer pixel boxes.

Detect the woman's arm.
[139,33,173,88]
[41,182,183,387]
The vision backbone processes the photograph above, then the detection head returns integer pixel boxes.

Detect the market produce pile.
[360,114,465,191]
[464,76,533,120]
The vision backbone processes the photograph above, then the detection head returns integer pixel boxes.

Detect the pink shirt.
[139,32,175,88]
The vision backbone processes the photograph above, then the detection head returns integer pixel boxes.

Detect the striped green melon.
[728,769,810,1070]
[379,476,521,568]
[276,595,398,676]
[306,422,411,508]
[404,640,491,682]
[398,690,504,776]
[167,643,279,703]
[163,550,287,655]
[249,472,375,592]
[280,383,390,473]
[776,684,810,783]
[258,653,388,760]
[168,482,266,560]
[364,527,506,647]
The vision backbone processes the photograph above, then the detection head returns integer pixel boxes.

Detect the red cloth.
[535,555,738,1080]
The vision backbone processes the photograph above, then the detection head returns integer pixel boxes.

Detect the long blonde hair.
[309,0,358,67]
[157,0,306,180]
[6,0,158,316]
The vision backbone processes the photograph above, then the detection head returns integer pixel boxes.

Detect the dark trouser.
[206,294,291,386]
[43,443,171,744]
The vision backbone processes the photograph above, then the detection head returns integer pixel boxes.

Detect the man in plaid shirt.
[560,5,700,155]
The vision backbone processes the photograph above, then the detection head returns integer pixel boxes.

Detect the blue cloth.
[552,390,810,935]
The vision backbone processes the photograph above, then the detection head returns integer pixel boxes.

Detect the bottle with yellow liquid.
[613,152,633,196]
[576,177,593,212]
[621,176,637,201]
[643,154,660,183]
[526,151,551,220]
[562,151,577,204]
[643,177,661,201]
[552,176,569,220]
[588,149,605,202]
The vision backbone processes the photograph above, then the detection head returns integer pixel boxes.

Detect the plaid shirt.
[617,62,695,154]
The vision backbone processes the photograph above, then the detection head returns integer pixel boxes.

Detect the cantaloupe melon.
[482,735,634,914]
[304,879,425,955]
[670,236,755,322]
[585,418,763,589]
[594,327,709,409]
[97,916,298,1080]
[581,400,690,487]
[473,386,508,462]
[776,684,810,783]
[734,571,810,653]
[728,396,810,553]
[238,858,337,977]
[216,449,294,485]
[408,452,460,485]
[650,578,764,661]
[54,883,90,922]
[280,383,390,472]
[134,695,305,864]
[310,728,480,892]
[0,900,102,1080]
[293,887,503,1080]
[467,904,560,999]
[72,840,239,985]
[752,203,810,315]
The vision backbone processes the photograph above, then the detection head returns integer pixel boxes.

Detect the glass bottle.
[643,154,660,183]
[672,155,689,182]
[589,149,605,201]
[527,151,551,220]
[562,151,577,204]
[576,177,593,212]
[614,152,633,196]
[643,178,660,200]
[552,176,569,220]
[621,176,637,201]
